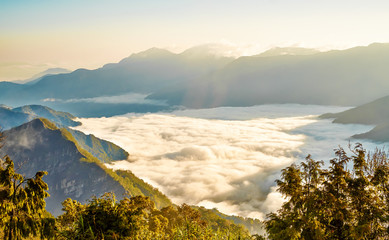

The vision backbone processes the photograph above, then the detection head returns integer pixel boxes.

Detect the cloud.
[74,104,386,220]
[4,126,44,150]
[42,93,167,106]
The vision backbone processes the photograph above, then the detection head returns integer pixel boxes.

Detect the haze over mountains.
[16,68,71,85]
[1,43,389,117]
[151,43,389,108]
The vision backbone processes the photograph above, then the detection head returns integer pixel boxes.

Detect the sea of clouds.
[73,104,386,219]
[43,93,167,106]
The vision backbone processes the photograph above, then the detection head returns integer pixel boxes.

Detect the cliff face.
[1,119,127,215]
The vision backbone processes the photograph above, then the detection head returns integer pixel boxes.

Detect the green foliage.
[56,193,254,239]
[116,170,172,209]
[39,118,59,131]
[0,154,50,240]
[265,144,389,240]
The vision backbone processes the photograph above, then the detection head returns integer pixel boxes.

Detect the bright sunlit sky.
[1,0,389,81]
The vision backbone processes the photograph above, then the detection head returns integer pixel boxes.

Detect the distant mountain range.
[321,95,389,142]
[0,46,233,107]
[2,43,389,117]
[149,43,389,108]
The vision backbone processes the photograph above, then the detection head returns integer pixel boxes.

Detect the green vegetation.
[69,129,129,163]
[265,144,389,239]
[55,193,252,240]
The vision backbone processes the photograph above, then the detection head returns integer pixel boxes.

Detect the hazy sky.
[1,0,389,81]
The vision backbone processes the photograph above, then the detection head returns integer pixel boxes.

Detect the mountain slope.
[0,118,171,215]
[68,129,129,163]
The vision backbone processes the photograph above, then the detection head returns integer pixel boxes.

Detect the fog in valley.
[74,104,385,219]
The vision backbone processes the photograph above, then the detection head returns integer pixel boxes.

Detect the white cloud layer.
[73,104,385,219]
[43,93,167,105]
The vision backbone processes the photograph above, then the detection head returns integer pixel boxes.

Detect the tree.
[0,155,50,240]
[57,193,156,240]
[265,145,389,240]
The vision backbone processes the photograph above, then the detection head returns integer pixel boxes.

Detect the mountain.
[0,48,234,107]
[0,118,171,215]
[3,43,389,116]
[18,68,71,85]
[149,43,389,108]
[320,95,389,142]
[0,104,80,130]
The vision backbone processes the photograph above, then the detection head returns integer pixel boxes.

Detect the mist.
[43,93,167,106]
[73,104,385,219]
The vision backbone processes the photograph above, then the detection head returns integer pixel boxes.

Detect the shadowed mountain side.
[0,119,171,215]
[320,95,389,142]
[0,104,80,130]
[149,43,389,108]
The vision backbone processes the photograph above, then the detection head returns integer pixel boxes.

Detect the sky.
[1,0,389,81]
